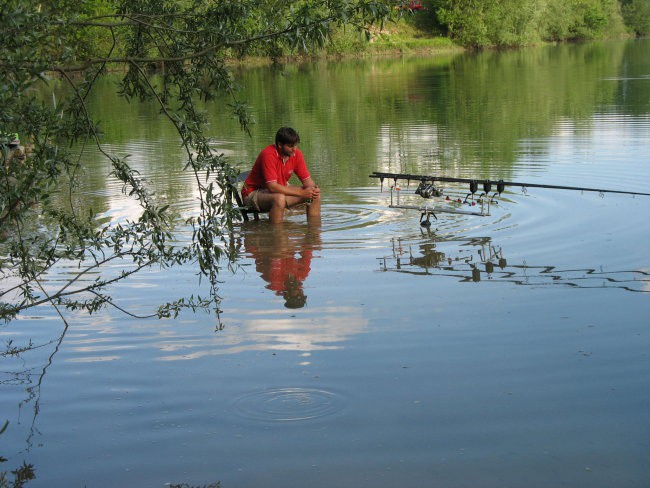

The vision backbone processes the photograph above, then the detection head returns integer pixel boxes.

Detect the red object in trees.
[396,1,424,11]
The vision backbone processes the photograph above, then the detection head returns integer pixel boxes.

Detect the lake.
[2,38,650,487]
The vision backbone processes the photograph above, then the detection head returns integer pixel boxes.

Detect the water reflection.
[0,318,69,487]
[0,457,35,487]
[152,221,372,361]
[379,235,650,292]
[242,221,322,309]
[4,40,649,488]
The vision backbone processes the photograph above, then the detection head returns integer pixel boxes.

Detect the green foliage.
[435,0,542,48]
[325,27,371,55]
[621,0,650,34]
[324,19,455,56]
[540,0,626,41]
[410,0,448,34]
[428,0,628,48]
[0,0,394,329]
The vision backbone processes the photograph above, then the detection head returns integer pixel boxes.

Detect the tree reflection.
[0,310,70,486]
[0,458,35,487]
[243,221,322,308]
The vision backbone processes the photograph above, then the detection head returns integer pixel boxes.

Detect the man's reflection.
[243,222,321,308]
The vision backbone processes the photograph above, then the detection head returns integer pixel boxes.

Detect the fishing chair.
[227,170,261,221]
[226,170,312,222]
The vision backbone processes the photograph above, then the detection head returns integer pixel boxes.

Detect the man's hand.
[305,186,320,200]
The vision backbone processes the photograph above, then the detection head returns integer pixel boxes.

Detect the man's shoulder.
[292,148,306,165]
[259,144,277,157]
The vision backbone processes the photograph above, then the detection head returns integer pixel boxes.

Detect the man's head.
[275,127,300,159]
[275,127,300,146]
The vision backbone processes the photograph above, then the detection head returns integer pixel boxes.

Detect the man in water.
[241,127,320,224]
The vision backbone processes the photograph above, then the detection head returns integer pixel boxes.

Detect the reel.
[415,181,443,199]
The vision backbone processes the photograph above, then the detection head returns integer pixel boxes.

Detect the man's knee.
[271,193,287,208]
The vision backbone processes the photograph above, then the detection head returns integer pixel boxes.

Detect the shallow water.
[2,39,650,487]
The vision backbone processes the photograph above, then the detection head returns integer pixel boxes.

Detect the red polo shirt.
[242,144,310,199]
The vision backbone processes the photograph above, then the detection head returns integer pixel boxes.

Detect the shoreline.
[226,36,464,68]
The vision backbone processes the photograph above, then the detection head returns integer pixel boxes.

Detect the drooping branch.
[2,2,393,72]
[0,0,395,329]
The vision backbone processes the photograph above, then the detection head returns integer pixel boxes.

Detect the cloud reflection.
[155,222,368,361]
[156,305,367,361]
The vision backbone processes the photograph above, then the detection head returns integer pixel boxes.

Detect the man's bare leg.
[306,195,321,223]
[254,191,287,224]
[251,187,320,224]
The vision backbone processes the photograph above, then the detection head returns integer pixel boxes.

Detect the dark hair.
[275,127,300,146]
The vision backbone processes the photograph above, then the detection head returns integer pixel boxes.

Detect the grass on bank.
[228,20,461,67]
[325,21,460,56]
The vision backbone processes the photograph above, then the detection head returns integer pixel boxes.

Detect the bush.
[431,0,628,48]
[621,0,650,35]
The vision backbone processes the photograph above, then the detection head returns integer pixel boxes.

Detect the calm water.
[2,39,650,487]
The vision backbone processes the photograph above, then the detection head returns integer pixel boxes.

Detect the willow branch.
[88,290,158,319]
[14,258,155,313]
[2,13,350,73]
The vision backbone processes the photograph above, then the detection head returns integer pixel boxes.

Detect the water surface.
[2,39,650,488]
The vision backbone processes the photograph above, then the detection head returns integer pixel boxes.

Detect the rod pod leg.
[420,210,437,227]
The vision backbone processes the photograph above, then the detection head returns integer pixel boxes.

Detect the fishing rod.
[370,171,650,197]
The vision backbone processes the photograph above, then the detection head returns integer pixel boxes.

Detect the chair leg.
[231,188,249,222]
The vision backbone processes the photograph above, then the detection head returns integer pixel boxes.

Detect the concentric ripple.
[232,387,344,423]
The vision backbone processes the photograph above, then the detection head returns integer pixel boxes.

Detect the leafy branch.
[0,0,394,335]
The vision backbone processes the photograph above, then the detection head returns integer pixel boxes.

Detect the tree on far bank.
[621,0,650,35]
[421,0,633,48]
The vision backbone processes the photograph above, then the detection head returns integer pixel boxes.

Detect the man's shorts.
[243,189,307,212]
[243,189,268,212]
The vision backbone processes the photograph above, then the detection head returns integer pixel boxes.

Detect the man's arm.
[301,178,320,199]
[267,180,319,200]
[301,177,316,189]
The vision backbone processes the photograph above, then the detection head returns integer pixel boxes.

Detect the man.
[241,127,320,224]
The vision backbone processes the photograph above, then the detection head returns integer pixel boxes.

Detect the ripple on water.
[232,387,345,423]
[318,186,513,243]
